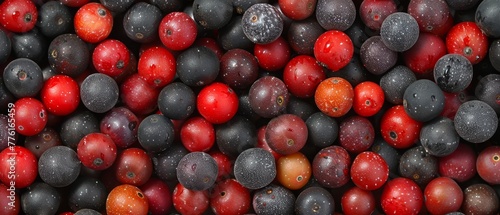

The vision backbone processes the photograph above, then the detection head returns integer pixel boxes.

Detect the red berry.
[314,30,354,71]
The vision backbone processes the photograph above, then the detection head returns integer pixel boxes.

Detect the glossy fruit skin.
[314,30,354,71]
[0,146,37,189]
[172,183,210,215]
[106,184,149,215]
[3,58,44,98]
[341,186,376,215]
[254,36,291,72]
[312,145,351,188]
[380,105,422,149]
[13,97,47,136]
[276,152,311,190]
[41,75,80,116]
[77,132,117,170]
[351,151,389,191]
[140,178,172,215]
[279,0,316,21]
[120,74,160,115]
[100,107,139,148]
[446,22,489,65]
[74,2,113,43]
[176,46,220,87]
[283,55,325,98]
[0,0,38,33]
[114,148,153,186]
[314,77,354,117]
[210,179,251,215]
[353,81,385,117]
[219,48,259,89]
[249,76,290,118]
[24,127,61,159]
[305,112,338,148]
[193,0,233,30]
[92,39,131,78]
[180,116,215,152]
[403,32,446,76]
[381,177,423,215]
[197,82,239,124]
[420,116,460,157]
[476,146,500,185]
[159,12,197,51]
[138,46,176,88]
[424,177,463,215]
[359,0,397,30]
[265,114,308,155]
[137,114,175,153]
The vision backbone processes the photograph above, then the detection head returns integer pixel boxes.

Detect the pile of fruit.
[0,0,499,214]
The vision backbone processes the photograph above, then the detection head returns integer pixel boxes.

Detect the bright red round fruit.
[446,21,489,65]
[381,177,423,215]
[283,55,326,98]
[210,179,251,215]
[403,32,446,76]
[341,186,376,215]
[120,74,161,115]
[41,75,80,116]
[254,37,291,71]
[315,77,354,117]
[353,81,385,117]
[180,116,215,152]
[350,151,389,190]
[314,30,354,71]
[172,183,210,215]
[92,39,131,77]
[13,98,47,136]
[197,82,239,124]
[424,177,463,215]
[159,12,198,51]
[278,0,316,20]
[137,46,176,88]
[106,184,149,215]
[77,132,117,170]
[476,146,500,185]
[0,146,37,189]
[209,150,233,181]
[74,2,113,43]
[380,105,422,149]
[0,0,38,33]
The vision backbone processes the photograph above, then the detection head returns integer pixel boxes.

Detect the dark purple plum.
[248,76,290,118]
[360,35,398,75]
[100,107,139,148]
[176,151,218,190]
[312,145,351,188]
[220,48,259,89]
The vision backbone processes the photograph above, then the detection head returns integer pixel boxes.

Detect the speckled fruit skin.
[314,77,354,118]
[242,3,283,44]
[106,184,149,215]
[73,2,113,43]
[381,177,423,215]
[454,100,498,143]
